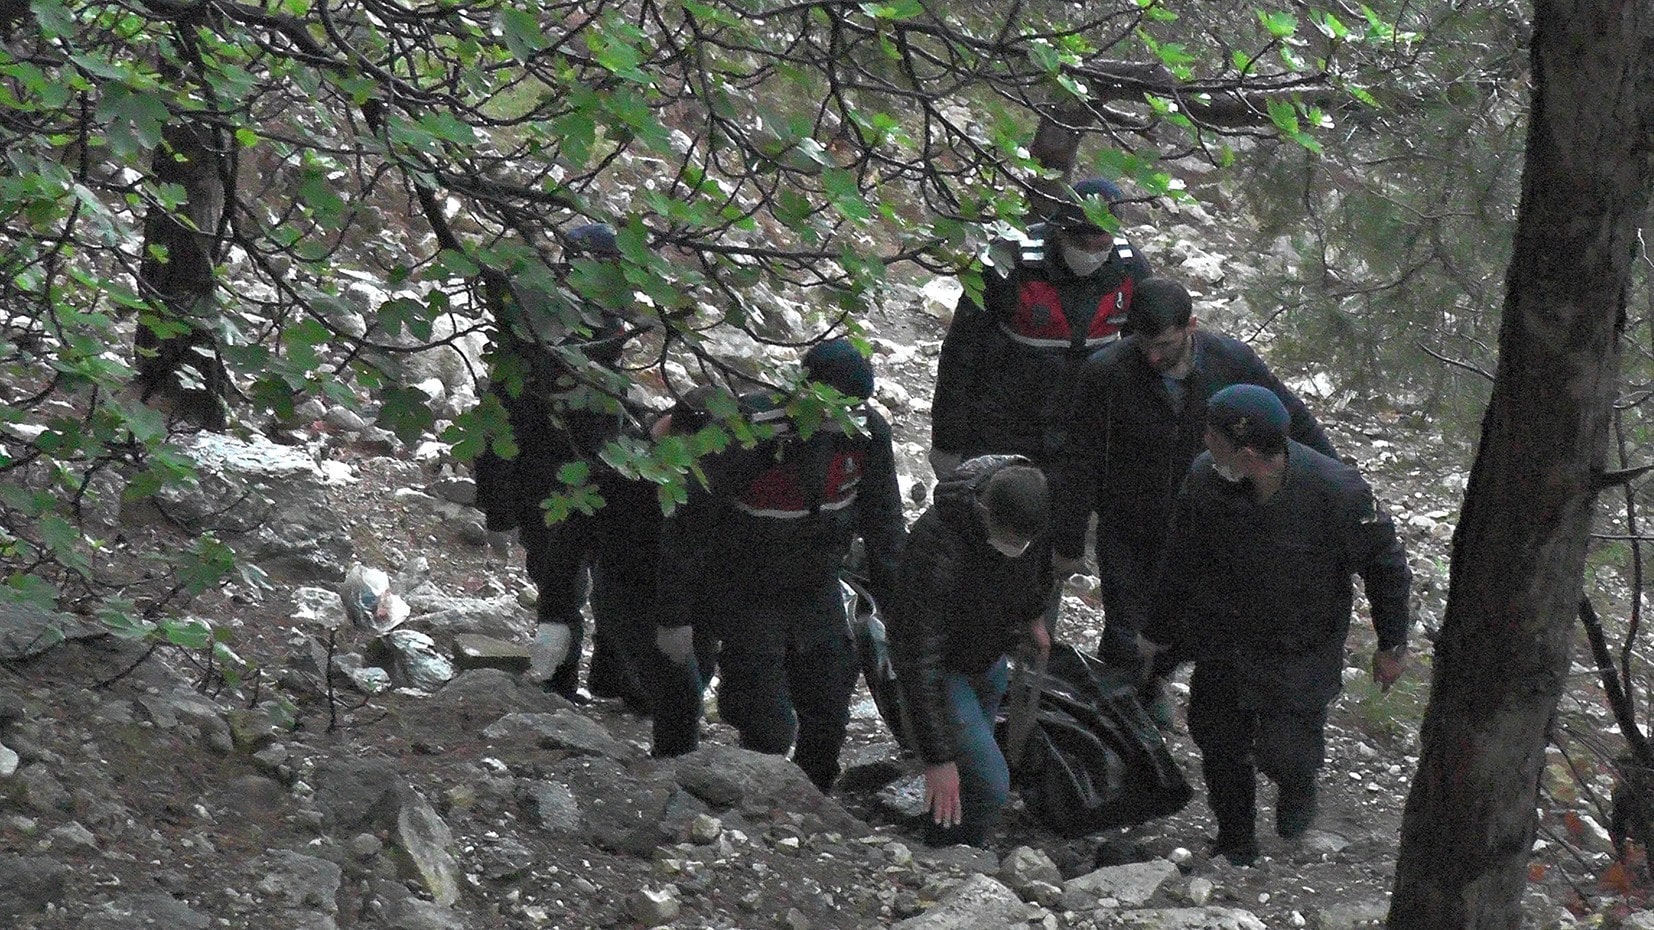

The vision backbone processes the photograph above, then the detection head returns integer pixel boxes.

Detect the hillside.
[0,179,1640,930]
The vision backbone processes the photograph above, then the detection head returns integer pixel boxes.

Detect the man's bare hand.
[924,762,963,828]
[1372,645,1408,692]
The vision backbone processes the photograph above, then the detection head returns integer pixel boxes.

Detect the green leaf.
[94,84,170,155]
[29,0,75,37]
[822,168,871,221]
[161,617,213,650]
[39,514,89,574]
[298,170,346,220]
[1315,12,1350,40]
[376,385,436,442]
[419,111,477,145]
[1267,98,1301,134]
[499,6,549,57]
[557,459,590,487]
[860,0,922,20]
[1258,10,1298,38]
[100,609,156,641]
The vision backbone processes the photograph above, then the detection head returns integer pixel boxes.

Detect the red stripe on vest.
[1087,277,1134,341]
[738,450,866,516]
[1006,278,1134,344]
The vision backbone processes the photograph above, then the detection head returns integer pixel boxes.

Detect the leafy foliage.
[0,0,1395,628]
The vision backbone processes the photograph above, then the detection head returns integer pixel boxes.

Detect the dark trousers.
[520,474,663,703]
[587,481,666,711]
[519,511,597,697]
[1186,660,1326,848]
[715,581,859,792]
[646,650,705,757]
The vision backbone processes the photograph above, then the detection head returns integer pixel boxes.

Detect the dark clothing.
[1146,440,1411,709]
[1187,660,1326,848]
[658,396,905,629]
[717,612,860,790]
[885,455,1054,767]
[1052,331,1337,666]
[1147,440,1411,849]
[474,305,632,534]
[472,297,637,698]
[932,227,1151,464]
[587,469,695,716]
[654,392,906,783]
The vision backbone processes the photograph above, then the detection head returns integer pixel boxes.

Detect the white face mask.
[1060,243,1109,277]
[988,536,1031,558]
[1213,460,1246,484]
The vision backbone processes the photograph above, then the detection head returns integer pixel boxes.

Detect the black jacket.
[885,456,1054,765]
[1052,330,1336,618]
[1144,441,1412,712]
[472,295,634,531]
[931,227,1151,464]
[657,393,905,632]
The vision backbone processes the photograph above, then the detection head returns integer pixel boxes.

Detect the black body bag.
[844,578,917,751]
[997,644,1191,837]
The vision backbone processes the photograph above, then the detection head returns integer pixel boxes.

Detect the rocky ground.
[1,196,1646,930]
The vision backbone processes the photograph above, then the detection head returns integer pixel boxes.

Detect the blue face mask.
[1213,460,1246,484]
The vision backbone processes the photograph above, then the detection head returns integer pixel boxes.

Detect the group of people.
[477,178,1415,864]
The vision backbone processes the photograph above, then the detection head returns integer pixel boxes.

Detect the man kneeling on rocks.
[885,456,1052,847]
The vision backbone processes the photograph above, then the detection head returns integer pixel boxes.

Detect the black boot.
[1203,757,1258,865]
[1275,779,1319,840]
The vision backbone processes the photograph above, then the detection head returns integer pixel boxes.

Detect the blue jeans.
[927,657,1012,848]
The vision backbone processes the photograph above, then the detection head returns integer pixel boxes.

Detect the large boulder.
[672,745,868,837]
[893,874,1030,930]
[0,602,101,660]
[127,433,352,583]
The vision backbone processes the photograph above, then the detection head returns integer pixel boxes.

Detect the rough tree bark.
[133,117,231,430]
[1389,2,1654,927]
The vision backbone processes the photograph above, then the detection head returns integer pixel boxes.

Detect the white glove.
[1135,633,1166,659]
[656,625,695,665]
[529,622,574,681]
[928,448,963,479]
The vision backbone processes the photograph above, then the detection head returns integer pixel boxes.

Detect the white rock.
[188,432,321,480]
[690,814,722,844]
[291,586,346,628]
[1180,251,1227,284]
[1063,859,1179,909]
[414,377,448,404]
[628,887,679,924]
[318,460,358,486]
[920,277,963,321]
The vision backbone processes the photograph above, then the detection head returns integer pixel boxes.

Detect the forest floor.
[3,200,1650,930]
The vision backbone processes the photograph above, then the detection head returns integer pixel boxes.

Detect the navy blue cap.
[1052,177,1123,232]
[803,338,875,400]
[1207,384,1290,449]
[566,222,620,257]
[1073,177,1124,202]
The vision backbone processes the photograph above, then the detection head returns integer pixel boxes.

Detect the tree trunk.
[134,117,230,430]
[1389,2,1654,927]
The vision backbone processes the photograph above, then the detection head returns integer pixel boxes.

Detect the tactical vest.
[732,405,869,520]
[999,227,1138,353]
